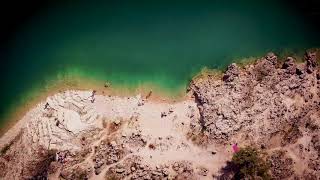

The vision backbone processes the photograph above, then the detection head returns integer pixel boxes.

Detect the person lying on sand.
[44,102,50,110]
[90,90,97,103]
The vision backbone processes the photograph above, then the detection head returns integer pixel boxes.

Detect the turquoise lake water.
[1,0,319,125]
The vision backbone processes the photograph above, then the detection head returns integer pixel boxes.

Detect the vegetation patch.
[232,147,270,179]
[219,146,270,179]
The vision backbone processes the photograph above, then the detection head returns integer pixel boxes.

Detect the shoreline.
[0,88,192,153]
[0,51,284,147]
[0,50,319,179]
[1,48,317,137]
[0,77,188,137]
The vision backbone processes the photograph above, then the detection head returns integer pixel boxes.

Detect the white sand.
[0,90,231,179]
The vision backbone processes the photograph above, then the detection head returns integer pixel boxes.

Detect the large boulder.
[305,51,317,73]
[282,57,296,75]
[254,57,276,80]
[223,63,240,82]
[266,52,278,65]
[255,52,278,79]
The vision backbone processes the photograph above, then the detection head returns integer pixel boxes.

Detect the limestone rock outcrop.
[188,51,319,178]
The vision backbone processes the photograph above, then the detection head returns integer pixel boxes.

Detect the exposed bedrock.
[189,51,319,142]
[188,50,320,178]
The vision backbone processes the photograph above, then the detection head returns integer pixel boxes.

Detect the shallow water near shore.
[0,0,319,129]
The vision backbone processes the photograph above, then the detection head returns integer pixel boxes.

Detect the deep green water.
[1,0,319,125]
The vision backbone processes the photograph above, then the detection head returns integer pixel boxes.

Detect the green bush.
[231,147,270,179]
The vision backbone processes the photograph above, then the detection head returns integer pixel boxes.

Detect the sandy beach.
[0,90,232,179]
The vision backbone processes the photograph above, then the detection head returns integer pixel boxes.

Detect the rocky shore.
[0,51,319,179]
